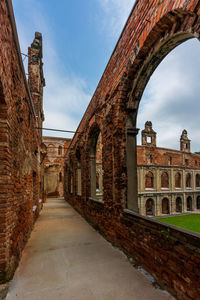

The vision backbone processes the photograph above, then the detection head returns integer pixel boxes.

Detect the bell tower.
[180,130,190,153]
[141,121,156,147]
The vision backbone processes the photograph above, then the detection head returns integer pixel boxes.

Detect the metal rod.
[37,127,79,134]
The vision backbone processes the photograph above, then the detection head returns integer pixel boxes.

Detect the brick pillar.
[126,127,139,212]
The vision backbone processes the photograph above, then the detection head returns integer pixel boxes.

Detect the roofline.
[6,0,37,120]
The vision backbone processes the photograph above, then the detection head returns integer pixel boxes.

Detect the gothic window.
[161,172,169,188]
[59,172,62,182]
[162,198,170,214]
[186,173,191,188]
[187,196,192,211]
[175,172,181,188]
[145,171,154,189]
[145,199,154,216]
[176,197,182,213]
[196,174,200,188]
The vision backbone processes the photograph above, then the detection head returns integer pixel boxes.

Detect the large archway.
[126,15,200,211]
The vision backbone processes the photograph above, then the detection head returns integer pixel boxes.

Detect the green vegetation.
[156,214,200,234]
[195,152,200,155]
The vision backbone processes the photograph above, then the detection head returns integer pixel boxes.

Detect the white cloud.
[97,0,135,37]
[12,0,91,139]
[137,38,200,153]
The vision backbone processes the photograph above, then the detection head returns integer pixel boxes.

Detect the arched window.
[196,174,200,188]
[76,149,82,196]
[176,197,182,213]
[59,172,62,182]
[175,172,181,188]
[161,172,169,188]
[186,173,191,188]
[58,146,62,155]
[89,125,103,201]
[187,196,192,211]
[70,160,73,194]
[145,171,154,189]
[145,198,154,216]
[197,196,200,210]
[162,198,169,214]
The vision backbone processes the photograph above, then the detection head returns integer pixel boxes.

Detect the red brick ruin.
[1,0,200,299]
[0,0,45,282]
[64,1,200,299]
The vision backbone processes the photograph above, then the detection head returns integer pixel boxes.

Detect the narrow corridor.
[6,198,173,300]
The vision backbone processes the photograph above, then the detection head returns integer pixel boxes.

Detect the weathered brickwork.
[0,0,45,282]
[64,0,200,299]
[43,137,71,198]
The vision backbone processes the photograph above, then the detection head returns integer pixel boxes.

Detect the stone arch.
[196,174,200,187]
[161,172,169,188]
[145,171,154,189]
[186,173,192,188]
[187,196,193,211]
[124,10,200,211]
[176,197,182,213]
[145,198,155,216]
[76,148,82,196]
[175,172,181,188]
[197,196,200,209]
[162,198,170,214]
[88,123,103,200]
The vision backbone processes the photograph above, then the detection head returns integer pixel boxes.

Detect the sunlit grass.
[156,214,200,234]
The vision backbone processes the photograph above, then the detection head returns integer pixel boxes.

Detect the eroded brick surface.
[0,1,45,282]
[64,0,200,299]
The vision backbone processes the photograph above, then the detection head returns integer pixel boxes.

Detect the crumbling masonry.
[64,1,200,299]
[0,0,45,282]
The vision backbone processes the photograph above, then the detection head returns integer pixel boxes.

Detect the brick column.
[126,128,139,212]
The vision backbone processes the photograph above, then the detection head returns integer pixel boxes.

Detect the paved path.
[6,198,174,300]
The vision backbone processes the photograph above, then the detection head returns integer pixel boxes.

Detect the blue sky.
[12,0,200,152]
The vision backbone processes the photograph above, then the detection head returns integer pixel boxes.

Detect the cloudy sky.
[12,0,200,152]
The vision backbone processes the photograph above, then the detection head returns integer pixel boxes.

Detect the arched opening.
[58,146,62,156]
[76,149,82,196]
[161,172,169,189]
[125,11,200,213]
[186,173,192,188]
[176,197,182,213]
[162,198,170,214]
[89,125,103,201]
[59,172,62,182]
[145,198,155,216]
[145,171,154,189]
[175,172,181,188]
[187,196,193,211]
[69,160,73,194]
[197,196,200,209]
[196,174,200,188]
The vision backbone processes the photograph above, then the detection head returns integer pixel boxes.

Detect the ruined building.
[64,0,200,298]
[138,122,200,216]
[0,0,45,282]
[43,137,71,198]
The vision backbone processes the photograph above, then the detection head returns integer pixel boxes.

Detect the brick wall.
[65,0,200,298]
[0,0,45,282]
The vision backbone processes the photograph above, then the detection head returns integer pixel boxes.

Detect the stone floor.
[6,198,174,300]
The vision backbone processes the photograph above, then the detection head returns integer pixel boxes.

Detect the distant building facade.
[137,122,200,216]
[43,137,71,197]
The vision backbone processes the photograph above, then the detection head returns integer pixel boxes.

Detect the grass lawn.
[156,214,200,234]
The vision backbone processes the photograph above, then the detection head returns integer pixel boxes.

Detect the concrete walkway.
[6,198,174,300]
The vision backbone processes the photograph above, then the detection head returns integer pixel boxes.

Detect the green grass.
[156,214,200,234]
